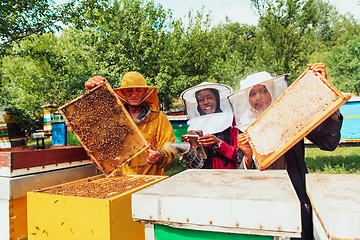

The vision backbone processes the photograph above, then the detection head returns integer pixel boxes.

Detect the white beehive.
[306,174,360,240]
[132,169,301,238]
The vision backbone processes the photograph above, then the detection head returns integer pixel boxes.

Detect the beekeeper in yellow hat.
[85,72,175,176]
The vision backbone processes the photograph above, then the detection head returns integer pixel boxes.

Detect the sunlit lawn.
[305,145,360,174]
[27,131,81,147]
[165,153,188,176]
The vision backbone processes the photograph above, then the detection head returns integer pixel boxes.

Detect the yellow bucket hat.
[113,71,159,111]
[119,72,150,88]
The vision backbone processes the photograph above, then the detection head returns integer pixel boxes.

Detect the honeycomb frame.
[58,81,149,176]
[245,68,351,170]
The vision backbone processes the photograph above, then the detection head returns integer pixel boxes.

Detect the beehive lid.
[245,69,350,170]
[132,169,301,237]
[306,174,360,239]
[58,82,149,176]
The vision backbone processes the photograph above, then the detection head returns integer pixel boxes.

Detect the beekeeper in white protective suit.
[229,63,343,240]
[180,82,238,169]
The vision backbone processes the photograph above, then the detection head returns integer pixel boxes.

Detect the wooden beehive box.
[27,174,167,240]
[1,164,97,240]
[58,82,149,176]
[306,174,360,240]
[132,170,301,238]
[0,146,91,177]
[245,69,351,170]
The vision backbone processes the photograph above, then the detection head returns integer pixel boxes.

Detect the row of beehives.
[10,169,360,240]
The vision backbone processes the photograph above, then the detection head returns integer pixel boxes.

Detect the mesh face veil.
[181,82,233,135]
[228,73,290,132]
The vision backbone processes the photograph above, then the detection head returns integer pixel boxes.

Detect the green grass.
[305,145,360,174]
[165,153,188,176]
[27,137,52,147]
[66,131,81,145]
[27,131,81,147]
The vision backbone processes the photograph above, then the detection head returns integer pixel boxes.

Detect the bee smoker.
[170,142,205,169]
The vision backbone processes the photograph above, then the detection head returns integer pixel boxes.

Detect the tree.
[210,20,258,88]
[251,0,318,80]
[309,0,360,54]
[0,0,104,51]
[70,0,171,97]
[0,30,96,132]
[327,37,360,95]
[155,7,221,107]
[68,0,221,109]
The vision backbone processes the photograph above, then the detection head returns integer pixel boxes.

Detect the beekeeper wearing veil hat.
[228,63,343,240]
[180,82,238,169]
[228,71,290,132]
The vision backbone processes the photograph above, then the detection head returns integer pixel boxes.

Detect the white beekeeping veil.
[181,82,233,135]
[228,72,290,132]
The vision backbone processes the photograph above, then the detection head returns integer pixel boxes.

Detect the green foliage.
[67,0,177,107]
[327,36,360,95]
[159,7,221,104]
[1,0,58,46]
[74,0,170,79]
[210,21,257,88]
[1,0,68,48]
[0,30,94,131]
[1,0,360,128]
[251,0,318,81]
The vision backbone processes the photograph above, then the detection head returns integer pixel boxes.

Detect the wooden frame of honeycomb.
[245,68,351,170]
[58,81,149,176]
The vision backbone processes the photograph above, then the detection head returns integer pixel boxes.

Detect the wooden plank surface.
[0,146,89,170]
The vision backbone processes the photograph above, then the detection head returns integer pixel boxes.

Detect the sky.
[54,0,360,26]
[151,0,360,26]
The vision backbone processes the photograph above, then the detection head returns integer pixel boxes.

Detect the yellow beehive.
[7,196,27,240]
[27,174,167,240]
[1,163,97,240]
